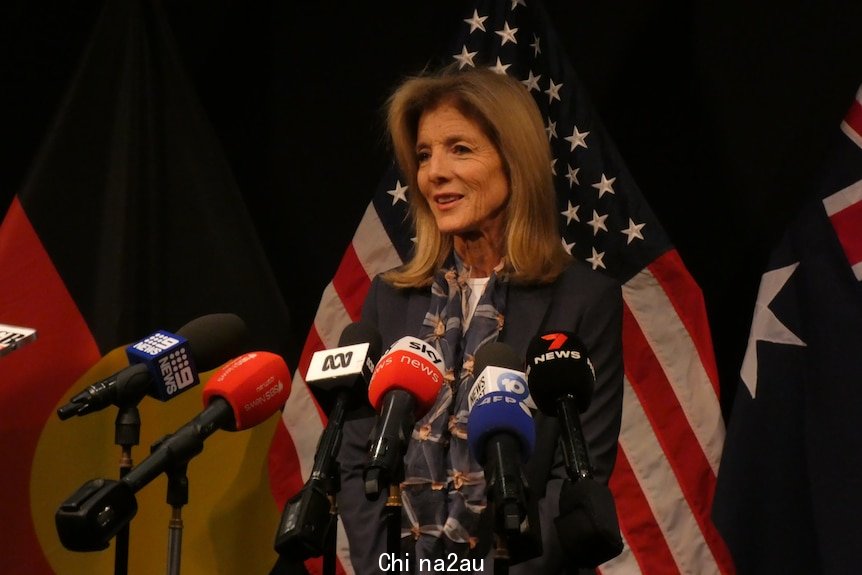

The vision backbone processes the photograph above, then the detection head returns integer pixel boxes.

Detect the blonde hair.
[383,65,571,288]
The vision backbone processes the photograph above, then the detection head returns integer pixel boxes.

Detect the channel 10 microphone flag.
[0,0,293,573]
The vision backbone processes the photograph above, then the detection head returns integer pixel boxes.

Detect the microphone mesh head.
[203,351,291,430]
[177,313,248,371]
[338,321,383,365]
[473,341,523,376]
[525,331,595,413]
[367,336,444,415]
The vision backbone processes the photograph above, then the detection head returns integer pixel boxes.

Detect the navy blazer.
[337,259,624,574]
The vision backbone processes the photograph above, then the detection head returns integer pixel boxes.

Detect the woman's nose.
[425,151,450,181]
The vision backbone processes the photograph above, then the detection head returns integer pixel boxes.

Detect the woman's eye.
[416,151,430,163]
[453,144,471,155]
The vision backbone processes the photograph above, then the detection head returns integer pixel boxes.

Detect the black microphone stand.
[557,395,592,481]
[274,396,347,573]
[384,472,403,557]
[493,535,510,575]
[323,476,339,575]
[114,406,140,575]
[165,462,189,575]
[57,363,153,575]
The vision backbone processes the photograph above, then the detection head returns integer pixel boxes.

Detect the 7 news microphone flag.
[0,0,292,573]
[268,0,733,573]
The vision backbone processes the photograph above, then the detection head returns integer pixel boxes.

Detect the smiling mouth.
[435,194,462,205]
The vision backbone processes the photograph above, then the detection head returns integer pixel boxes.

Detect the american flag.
[268,1,734,573]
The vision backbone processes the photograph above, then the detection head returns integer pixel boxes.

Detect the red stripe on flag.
[0,197,102,572]
[647,250,721,395]
[622,304,735,574]
[267,419,306,509]
[608,450,679,575]
[332,243,372,321]
[829,199,862,268]
[844,97,862,141]
[268,324,326,508]
[299,325,325,382]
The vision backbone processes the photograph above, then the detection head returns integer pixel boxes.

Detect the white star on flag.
[561,200,580,224]
[545,78,562,103]
[464,10,487,33]
[565,165,579,187]
[386,180,408,205]
[489,58,510,74]
[496,22,518,45]
[621,218,645,243]
[592,174,617,198]
[522,70,541,92]
[529,34,541,57]
[588,209,608,235]
[453,46,478,69]
[586,247,606,270]
[565,126,589,151]
[545,119,557,141]
[740,262,807,397]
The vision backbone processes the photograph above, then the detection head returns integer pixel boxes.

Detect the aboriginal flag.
[0,0,293,573]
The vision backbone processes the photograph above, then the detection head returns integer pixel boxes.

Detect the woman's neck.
[454,234,503,278]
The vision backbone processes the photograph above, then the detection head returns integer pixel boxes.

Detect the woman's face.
[415,102,509,238]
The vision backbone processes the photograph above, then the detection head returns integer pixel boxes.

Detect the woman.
[338,65,623,574]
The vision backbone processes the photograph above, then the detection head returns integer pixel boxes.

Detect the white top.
[462,276,490,333]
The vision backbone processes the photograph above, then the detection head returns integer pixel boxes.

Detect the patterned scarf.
[400,255,508,565]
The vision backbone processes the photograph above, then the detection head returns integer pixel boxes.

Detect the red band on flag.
[829,199,862,270]
[608,450,678,575]
[647,250,721,394]
[0,197,101,571]
[843,97,862,142]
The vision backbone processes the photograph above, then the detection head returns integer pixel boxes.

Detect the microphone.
[525,331,623,567]
[55,351,291,552]
[363,336,444,500]
[467,342,542,564]
[0,323,37,358]
[305,321,382,417]
[524,331,595,481]
[274,321,382,558]
[57,313,248,419]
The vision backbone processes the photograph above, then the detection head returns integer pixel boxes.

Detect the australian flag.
[712,85,862,574]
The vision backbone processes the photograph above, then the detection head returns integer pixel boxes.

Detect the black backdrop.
[3,0,862,419]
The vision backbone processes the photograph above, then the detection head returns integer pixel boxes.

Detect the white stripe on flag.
[822,179,862,217]
[623,270,725,474]
[353,202,404,276]
[314,283,353,348]
[599,541,642,575]
[841,120,862,150]
[618,377,721,575]
[281,371,325,481]
[336,516,356,574]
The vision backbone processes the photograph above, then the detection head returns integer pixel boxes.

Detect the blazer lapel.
[500,280,555,357]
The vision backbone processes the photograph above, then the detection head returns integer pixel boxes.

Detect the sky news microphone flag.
[712,85,862,574]
[268,0,733,573]
[0,0,293,573]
